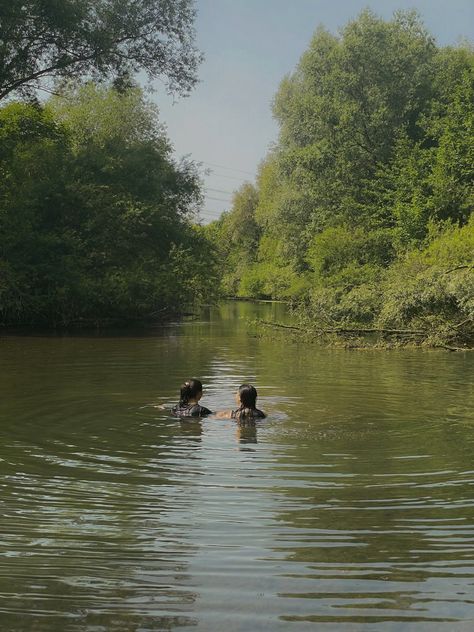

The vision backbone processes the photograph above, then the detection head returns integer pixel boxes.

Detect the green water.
[1,301,474,631]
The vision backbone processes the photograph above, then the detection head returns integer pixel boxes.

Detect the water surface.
[1,301,474,631]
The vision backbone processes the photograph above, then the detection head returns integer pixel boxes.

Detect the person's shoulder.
[190,404,213,417]
[232,407,266,420]
[199,405,213,416]
[172,404,188,417]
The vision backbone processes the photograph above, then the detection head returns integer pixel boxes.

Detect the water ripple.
[1,304,474,630]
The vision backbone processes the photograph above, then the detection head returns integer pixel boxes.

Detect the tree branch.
[258,320,426,335]
[444,265,473,275]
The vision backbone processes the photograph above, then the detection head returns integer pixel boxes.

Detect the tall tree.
[271,9,437,235]
[206,9,474,345]
[0,0,202,101]
[0,84,218,325]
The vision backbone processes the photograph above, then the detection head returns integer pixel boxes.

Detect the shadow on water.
[0,301,473,631]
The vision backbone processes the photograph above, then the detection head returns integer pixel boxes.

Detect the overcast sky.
[153,0,474,222]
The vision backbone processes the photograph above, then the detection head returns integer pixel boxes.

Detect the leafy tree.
[207,10,473,346]
[225,182,260,251]
[0,0,201,101]
[378,218,474,345]
[0,106,71,322]
[429,68,474,224]
[378,53,474,246]
[0,84,217,325]
[207,182,260,296]
[271,9,436,235]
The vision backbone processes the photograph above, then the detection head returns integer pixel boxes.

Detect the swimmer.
[216,384,266,421]
[172,379,213,417]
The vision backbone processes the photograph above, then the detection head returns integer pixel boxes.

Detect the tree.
[0,102,78,322]
[206,183,259,296]
[430,68,474,224]
[378,51,474,246]
[0,0,202,102]
[0,84,217,325]
[226,183,260,250]
[237,9,438,293]
[206,10,473,346]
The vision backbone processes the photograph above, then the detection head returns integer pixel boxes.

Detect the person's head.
[179,378,203,406]
[235,384,258,410]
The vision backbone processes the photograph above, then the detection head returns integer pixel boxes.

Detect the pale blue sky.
[153,0,474,222]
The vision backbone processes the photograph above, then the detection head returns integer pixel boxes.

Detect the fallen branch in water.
[451,317,473,329]
[444,264,474,275]
[258,320,425,335]
[319,327,425,335]
[257,319,474,350]
[437,344,474,352]
[258,320,303,331]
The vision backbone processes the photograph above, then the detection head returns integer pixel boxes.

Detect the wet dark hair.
[238,384,258,409]
[179,378,203,406]
[235,384,259,420]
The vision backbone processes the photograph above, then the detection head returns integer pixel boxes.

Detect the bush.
[307,226,396,276]
[0,89,218,326]
[377,220,474,340]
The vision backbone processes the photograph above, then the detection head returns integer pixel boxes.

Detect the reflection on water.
[0,301,474,631]
[236,421,258,446]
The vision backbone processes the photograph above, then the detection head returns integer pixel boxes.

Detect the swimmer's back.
[231,407,266,420]
[172,403,213,418]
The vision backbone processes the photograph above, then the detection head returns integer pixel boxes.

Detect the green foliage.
[48,83,166,149]
[205,182,261,296]
[206,10,473,346]
[270,9,437,236]
[302,220,474,343]
[225,183,260,250]
[238,262,310,300]
[307,226,396,278]
[423,217,474,265]
[429,68,474,224]
[305,283,384,327]
[377,219,474,344]
[0,0,201,101]
[0,85,218,326]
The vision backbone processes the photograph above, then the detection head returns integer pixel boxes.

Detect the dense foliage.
[0,84,218,326]
[0,0,201,101]
[208,10,474,347]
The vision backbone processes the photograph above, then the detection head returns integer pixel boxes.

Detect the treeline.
[0,0,222,327]
[207,10,474,348]
[0,84,219,326]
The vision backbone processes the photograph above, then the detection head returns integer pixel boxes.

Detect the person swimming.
[216,384,266,421]
[172,378,213,417]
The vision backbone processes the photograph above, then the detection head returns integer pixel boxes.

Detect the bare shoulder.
[214,410,233,419]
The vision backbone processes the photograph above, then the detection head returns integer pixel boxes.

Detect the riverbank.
[0,309,206,336]
[255,317,474,351]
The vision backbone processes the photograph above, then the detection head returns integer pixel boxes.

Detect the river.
[1,301,474,631]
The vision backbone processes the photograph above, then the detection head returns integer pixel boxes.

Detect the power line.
[198,216,223,223]
[206,172,247,182]
[199,208,226,216]
[204,187,234,196]
[204,195,232,203]
[200,206,225,213]
[202,161,255,176]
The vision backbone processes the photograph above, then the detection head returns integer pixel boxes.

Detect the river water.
[1,301,474,631]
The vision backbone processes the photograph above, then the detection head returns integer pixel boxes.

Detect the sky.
[153,0,474,223]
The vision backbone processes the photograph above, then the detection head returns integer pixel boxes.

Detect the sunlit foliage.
[207,10,473,346]
[0,0,201,101]
[0,85,218,326]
